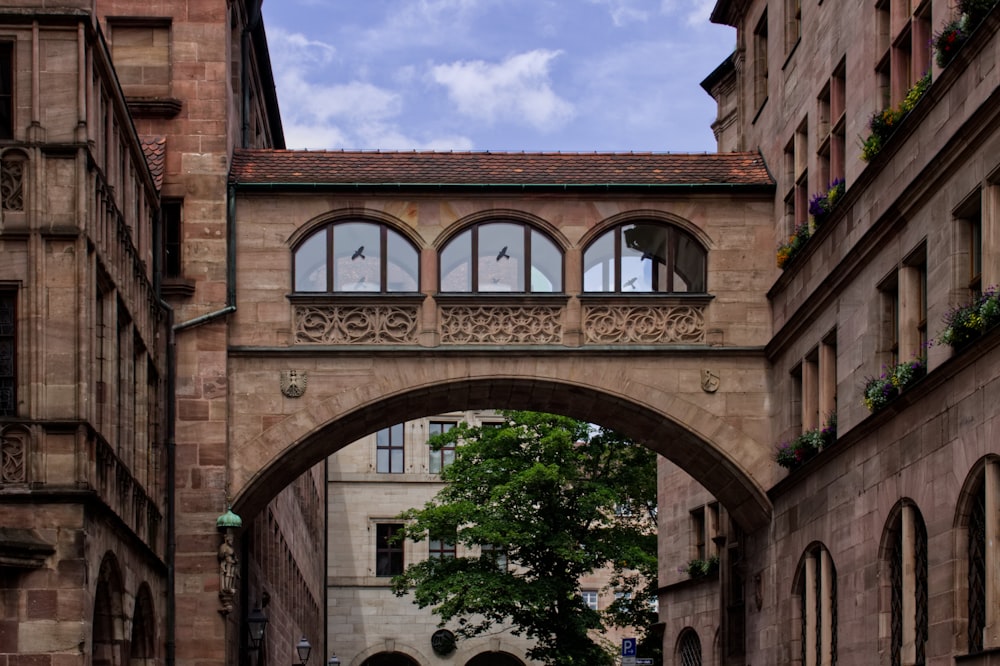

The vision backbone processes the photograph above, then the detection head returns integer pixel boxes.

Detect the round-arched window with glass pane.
[439,221,563,293]
[583,222,706,293]
[293,221,419,293]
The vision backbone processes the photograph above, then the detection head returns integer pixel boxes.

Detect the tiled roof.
[229,150,772,189]
[141,136,166,191]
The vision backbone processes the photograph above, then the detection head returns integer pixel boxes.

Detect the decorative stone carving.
[295,305,419,344]
[218,530,238,615]
[701,369,720,393]
[0,428,26,483]
[583,305,705,344]
[440,306,563,344]
[1,158,24,211]
[280,370,308,398]
[431,629,457,656]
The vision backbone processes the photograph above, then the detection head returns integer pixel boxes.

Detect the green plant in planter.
[861,73,931,162]
[809,178,846,228]
[933,16,969,67]
[862,358,926,412]
[776,221,812,269]
[937,287,1000,349]
[775,414,837,470]
[681,555,719,579]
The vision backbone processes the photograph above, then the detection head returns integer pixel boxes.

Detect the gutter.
[229,181,775,194]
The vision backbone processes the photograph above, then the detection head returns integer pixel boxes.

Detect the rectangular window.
[957,192,983,298]
[376,424,404,473]
[794,120,809,228]
[879,274,901,366]
[0,42,13,141]
[691,507,706,560]
[0,290,15,416]
[162,199,183,279]
[481,544,508,571]
[428,537,456,559]
[428,420,457,474]
[753,12,769,110]
[582,590,599,611]
[109,20,171,98]
[785,0,801,52]
[375,523,404,576]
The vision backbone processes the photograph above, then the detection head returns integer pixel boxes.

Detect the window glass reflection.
[583,222,706,293]
[294,230,327,292]
[292,221,419,293]
[479,223,524,292]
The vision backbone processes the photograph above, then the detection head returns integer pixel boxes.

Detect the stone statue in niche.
[218,531,238,614]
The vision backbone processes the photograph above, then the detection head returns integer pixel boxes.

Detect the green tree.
[391,411,659,666]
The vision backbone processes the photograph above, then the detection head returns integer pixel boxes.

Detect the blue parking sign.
[622,638,637,656]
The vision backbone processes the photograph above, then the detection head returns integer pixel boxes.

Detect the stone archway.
[465,652,525,666]
[230,372,773,532]
[93,553,125,666]
[359,653,419,666]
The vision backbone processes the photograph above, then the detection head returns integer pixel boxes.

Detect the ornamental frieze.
[583,304,705,344]
[440,305,563,344]
[295,304,420,344]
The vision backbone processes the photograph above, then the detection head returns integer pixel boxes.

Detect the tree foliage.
[391,411,659,666]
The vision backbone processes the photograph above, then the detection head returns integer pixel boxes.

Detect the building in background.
[327,411,652,665]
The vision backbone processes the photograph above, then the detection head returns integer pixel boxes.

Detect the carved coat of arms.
[701,369,720,393]
[280,370,308,398]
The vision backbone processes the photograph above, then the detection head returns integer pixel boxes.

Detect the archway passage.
[466,652,526,666]
[232,372,773,532]
[360,654,419,666]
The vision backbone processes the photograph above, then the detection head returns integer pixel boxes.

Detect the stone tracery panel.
[0,429,26,483]
[295,304,420,344]
[584,304,705,344]
[1,157,24,211]
[440,305,563,344]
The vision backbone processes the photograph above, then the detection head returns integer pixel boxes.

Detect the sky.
[260,0,736,154]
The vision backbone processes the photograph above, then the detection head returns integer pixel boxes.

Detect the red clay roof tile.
[229,150,772,188]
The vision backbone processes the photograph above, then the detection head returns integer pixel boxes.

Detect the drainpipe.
[173,183,238,332]
[153,207,177,666]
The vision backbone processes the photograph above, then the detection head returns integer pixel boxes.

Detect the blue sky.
[261,0,735,153]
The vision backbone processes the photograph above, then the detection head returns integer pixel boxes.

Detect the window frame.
[375,523,405,577]
[376,423,405,474]
[427,420,457,474]
[0,289,15,417]
[582,222,708,294]
[0,41,13,141]
[293,220,420,294]
[438,220,564,294]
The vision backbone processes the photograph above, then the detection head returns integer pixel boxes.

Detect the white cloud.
[588,0,652,26]
[660,0,717,26]
[430,50,574,131]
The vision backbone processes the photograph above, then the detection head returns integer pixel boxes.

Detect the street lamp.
[247,607,268,650]
[327,657,341,666]
[295,636,312,665]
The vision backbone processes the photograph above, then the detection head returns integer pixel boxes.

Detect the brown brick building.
[0,0,998,666]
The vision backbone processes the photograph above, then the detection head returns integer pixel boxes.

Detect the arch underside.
[232,374,773,531]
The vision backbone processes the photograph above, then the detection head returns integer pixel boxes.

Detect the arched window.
[583,222,706,293]
[884,502,927,666]
[293,221,419,293]
[677,628,702,666]
[795,543,836,666]
[439,221,563,293]
[961,457,999,654]
[968,472,986,653]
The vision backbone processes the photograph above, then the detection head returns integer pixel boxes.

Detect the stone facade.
[1,0,998,666]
